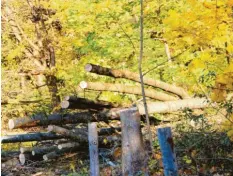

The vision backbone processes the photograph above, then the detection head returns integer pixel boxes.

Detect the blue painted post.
[157,127,178,176]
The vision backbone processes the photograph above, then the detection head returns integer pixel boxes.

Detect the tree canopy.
[2,0,233,137]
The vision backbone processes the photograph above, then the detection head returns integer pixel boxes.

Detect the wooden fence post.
[119,107,146,176]
[88,122,99,176]
[157,127,178,176]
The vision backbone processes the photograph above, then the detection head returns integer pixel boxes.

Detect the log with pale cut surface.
[19,153,43,165]
[32,145,58,156]
[57,142,80,150]
[20,147,33,154]
[72,126,121,136]
[43,145,84,161]
[1,132,63,143]
[137,98,209,114]
[85,63,190,98]
[8,109,124,130]
[48,125,87,142]
[61,96,118,110]
[79,81,178,101]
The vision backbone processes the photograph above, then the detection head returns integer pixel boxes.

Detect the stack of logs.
[2,63,208,171]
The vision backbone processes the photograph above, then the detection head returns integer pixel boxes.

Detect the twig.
[139,0,153,154]
[108,13,136,51]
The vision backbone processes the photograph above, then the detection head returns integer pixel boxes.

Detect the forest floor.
[1,114,233,176]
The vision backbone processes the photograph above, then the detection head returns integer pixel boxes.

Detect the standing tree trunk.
[119,107,147,175]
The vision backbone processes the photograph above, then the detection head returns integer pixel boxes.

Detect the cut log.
[88,122,99,176]
[48,125,87,142]
[61,98,116,110]
[119,107,146,175]
[19,153,43,165]
[1,150,19,158]
[85,63,190,98]
[43,145,83,161]
[8,112,98,130]
[20,147,33,154]
[137,98,210,114]
[43,151,58,161]
[32,145,58,156]
[1,132,63,143]
[1,158,19,168]
[79,81,178,101]
[64,95,78,101]
[58,142,80,150]
[19,153,28,165]
[8,110,120,130]
[72,127,121,136]
[64,96,118,107]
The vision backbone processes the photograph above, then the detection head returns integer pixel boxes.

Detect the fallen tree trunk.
[1,150,19,158]
[19,153,43,165]
[61,100,112,110]
[8,112,105,130]
[43,145,83,161]
[1,132,63,143]
[85,63,190,98]
[137,98,210,114]
[20,147,33,154]
[61,97,117,110]
[79,81,178,101]
[58,142,80,150]
[8,108,126,130]
[48,125,87,143]
[32,145,58,156]
[72,127,121,136]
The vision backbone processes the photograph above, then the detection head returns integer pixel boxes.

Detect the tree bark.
[58,142,80,150]
[72,127,121,136]
[120,107,146,175]
[8,112,107,130]
[80,81,177,101]
[85,63,189,98]
[48,125,87,143]
[43,145,84,161]
[1,132,63,143]
[20,147,33,154]
[1,151,19,159]
[137,98,210,114]
[61,97,117,110]
[88,122,100,176]
[32,145,58,156]
[19,153,43,165]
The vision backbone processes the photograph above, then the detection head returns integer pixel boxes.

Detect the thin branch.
[142,60,169,77]
[108,13,136,51]
[139,0,153,154]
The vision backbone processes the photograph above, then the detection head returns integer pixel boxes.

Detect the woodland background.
[1,0,233,175]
